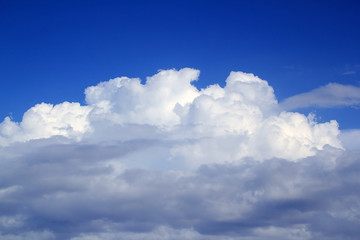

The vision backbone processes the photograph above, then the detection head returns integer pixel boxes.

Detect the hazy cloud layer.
[280,83,360,110]
[0,141,359,240]
[0,69,359,239]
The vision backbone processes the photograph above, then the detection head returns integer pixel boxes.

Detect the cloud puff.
[0,102,91,146]
[0,68,358,240]
[85,68,200,127]
[280,83,360,110]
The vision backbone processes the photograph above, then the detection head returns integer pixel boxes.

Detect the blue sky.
[1,0,360,128]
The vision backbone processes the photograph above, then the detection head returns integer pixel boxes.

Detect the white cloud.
[339,129,360,150]
[85,68,200,127]
[0,68,358,239]
[0,102,91,146]
[280,83,360,110]
[1,68,342,161]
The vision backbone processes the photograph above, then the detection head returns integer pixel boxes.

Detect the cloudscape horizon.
[0,68,360,239]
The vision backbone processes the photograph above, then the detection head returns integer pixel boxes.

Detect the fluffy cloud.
[0,102,91,146]
[280,83,360,110]
[85,68,200,127]
[0,68,342,161]
[0,68,359,239]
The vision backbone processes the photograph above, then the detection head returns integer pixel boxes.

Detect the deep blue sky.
[1,0,359,128]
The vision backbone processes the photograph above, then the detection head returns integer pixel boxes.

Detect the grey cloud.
[1,140,360,240]
[280,83,360,110]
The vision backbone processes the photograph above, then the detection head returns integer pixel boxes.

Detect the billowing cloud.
[0,68,359,240]
[280,83,360,110]
[0,102,91,146]
[0,68,342,161]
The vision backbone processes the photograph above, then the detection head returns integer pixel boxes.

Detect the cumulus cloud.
[85,68,200,127]
[280,83,360,110]
[0,68,342,161]
[0,102,91,146]
[0,68,359,239]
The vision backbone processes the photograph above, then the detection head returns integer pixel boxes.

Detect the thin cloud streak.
[342,70,356,75]
[280,83,360,110]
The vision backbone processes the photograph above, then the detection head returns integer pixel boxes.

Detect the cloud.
[0,68,359,239]
[85,68,200,127]
[0,102,91,146]
[339,129,360,150]
[0,142,359,240]
[0,230,55,240]
[342,70,356,75]
[280,83,360,110]
[0,69,342,161]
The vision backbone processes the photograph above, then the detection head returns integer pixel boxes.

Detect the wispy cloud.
[280,83,360,110]
[342,70,356,75]
[0,69,359,240]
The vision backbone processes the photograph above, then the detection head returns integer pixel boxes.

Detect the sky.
[1,0,360,128]
[1,1,360,240]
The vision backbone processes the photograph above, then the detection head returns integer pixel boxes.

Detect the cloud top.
[0,68,342,161]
